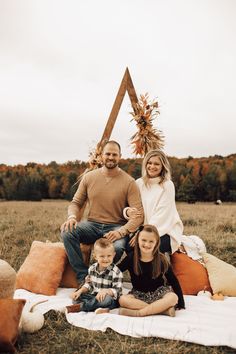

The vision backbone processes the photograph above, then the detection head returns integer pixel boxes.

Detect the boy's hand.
[96,289,111,302]
[70,290,82,300]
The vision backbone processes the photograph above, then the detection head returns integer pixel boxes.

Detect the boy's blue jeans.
[73,293,118,312]
[61,220,130,282]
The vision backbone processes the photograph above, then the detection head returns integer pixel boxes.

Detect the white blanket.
[14,288,236,349]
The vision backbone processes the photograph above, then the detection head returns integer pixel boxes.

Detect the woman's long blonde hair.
[142,149,171,186]
[133,225,169,279]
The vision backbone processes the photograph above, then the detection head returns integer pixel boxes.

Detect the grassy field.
[0,200,236,354]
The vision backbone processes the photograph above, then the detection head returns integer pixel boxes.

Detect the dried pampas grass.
[130,93,164,156]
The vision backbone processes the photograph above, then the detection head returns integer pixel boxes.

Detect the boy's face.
[94,246,115,270]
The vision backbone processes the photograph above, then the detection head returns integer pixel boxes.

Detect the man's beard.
[104,161,118,169]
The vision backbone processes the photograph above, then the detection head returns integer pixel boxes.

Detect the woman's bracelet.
[123,207,130,219]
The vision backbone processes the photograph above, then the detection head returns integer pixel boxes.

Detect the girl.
[124,149,183,254]
[118,225,185,317]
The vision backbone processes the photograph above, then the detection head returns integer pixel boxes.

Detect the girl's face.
[146,156,162,178]
[138,230,158,256]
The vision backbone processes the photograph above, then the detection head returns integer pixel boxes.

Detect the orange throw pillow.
[60,243,93,288]
[0,299,26,353]
[16,241,67,295]
[171,252,212,295]
[60,262,79,288]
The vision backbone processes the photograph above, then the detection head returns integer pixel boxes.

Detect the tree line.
[0,154,235,202]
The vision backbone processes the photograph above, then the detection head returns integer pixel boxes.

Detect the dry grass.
[0,201,236,354]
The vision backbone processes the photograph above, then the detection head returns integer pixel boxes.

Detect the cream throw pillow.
[203,253,236,296]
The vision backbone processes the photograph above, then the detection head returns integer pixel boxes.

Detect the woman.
[124,149,183,254]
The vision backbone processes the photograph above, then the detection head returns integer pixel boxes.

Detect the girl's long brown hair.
[133,225,169,278]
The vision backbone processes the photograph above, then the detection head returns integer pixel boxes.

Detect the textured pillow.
[60,243,92,288]
[16,241,67,295]
[171,252,212,295]
[0,259,16,299]
[60,262,79,288]
[202,253,236,296]
[0,299,26,353]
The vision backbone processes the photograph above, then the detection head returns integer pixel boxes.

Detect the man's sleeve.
[119,180,144,235]
[68,175,88,219]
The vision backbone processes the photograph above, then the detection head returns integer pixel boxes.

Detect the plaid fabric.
[83,262,123,299]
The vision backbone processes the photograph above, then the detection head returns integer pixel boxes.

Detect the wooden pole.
[100,67,138,145]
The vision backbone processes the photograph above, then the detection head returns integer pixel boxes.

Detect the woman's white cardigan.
[136,177,183,253]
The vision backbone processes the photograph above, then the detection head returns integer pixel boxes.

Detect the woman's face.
[146,156,162,178]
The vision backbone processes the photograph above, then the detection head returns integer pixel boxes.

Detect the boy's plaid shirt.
[83,262,123,299]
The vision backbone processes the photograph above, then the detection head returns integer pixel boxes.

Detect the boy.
[66,238,123,314]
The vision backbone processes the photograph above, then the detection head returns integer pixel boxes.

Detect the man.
[61,140,143,284]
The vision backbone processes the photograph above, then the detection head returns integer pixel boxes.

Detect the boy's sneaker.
[95,308,110,315]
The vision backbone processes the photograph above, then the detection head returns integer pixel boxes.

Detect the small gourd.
[211,292,224,301]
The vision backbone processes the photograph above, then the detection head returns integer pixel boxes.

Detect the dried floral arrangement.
[88,143,103,169]
[130,93,164,156]
[74,142,104,185]
[87,93,164,171]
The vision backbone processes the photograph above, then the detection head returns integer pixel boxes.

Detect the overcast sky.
[0,0,235,165]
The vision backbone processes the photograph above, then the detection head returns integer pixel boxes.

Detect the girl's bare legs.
[119,294,147,310]
[119,292,178,317]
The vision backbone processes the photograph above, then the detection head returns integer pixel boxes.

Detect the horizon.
[1,151,235,167]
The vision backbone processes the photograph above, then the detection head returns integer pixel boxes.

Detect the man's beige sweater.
[68,168,143,236]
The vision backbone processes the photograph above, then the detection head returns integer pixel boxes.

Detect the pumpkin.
[211,292,224,301]
[197,289,212,298]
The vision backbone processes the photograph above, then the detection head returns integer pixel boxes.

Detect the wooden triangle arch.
[99,67,138,145]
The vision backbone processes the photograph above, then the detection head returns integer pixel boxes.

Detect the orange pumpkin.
[211,292,224,301]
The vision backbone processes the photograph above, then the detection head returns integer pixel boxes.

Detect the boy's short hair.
[94,238,115,251]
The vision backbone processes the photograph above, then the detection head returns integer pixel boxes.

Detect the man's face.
[102,143,121,169]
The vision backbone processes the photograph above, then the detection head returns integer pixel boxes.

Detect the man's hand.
[103,230,121,242]
[96,289,112,302]
[60,218,77,232]
[129,234,137,247]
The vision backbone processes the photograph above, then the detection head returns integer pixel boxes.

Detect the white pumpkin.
[197,290,212,298]
[19,299,48,333]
